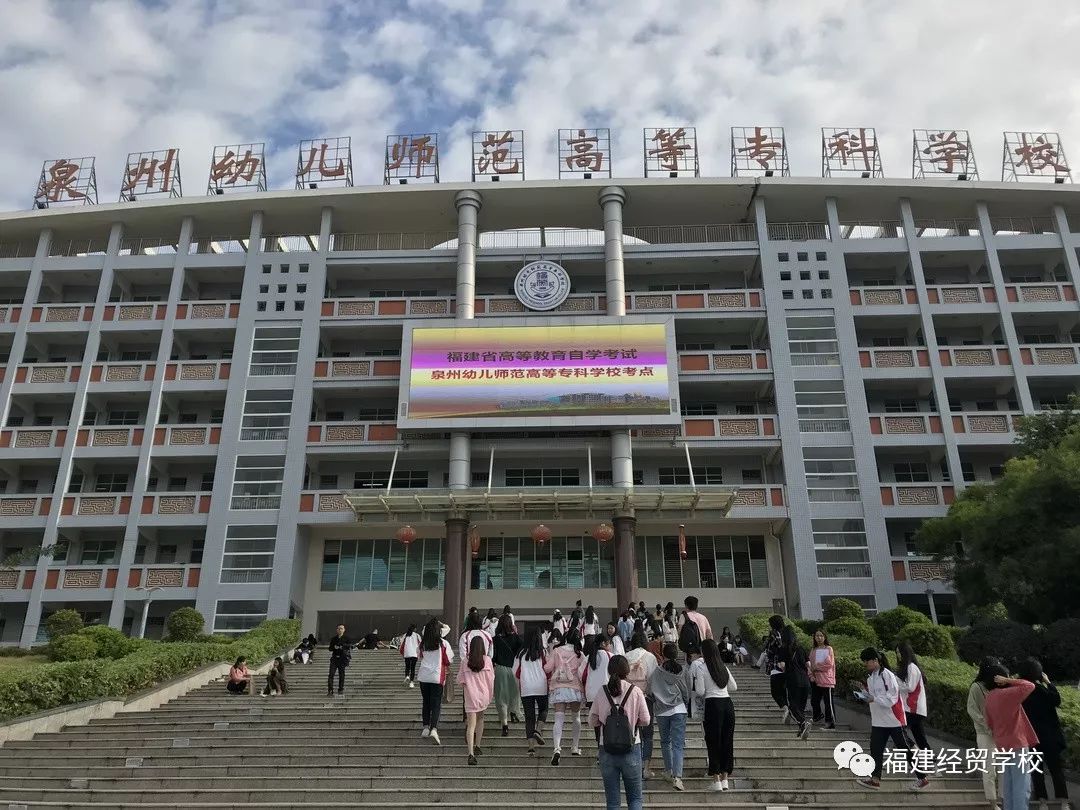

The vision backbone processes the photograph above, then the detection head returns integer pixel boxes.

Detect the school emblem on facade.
[514,260,571,311]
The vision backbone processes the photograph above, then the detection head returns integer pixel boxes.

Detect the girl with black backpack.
[589,654,651,810]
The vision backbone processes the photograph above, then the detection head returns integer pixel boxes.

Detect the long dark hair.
[485,608,497,622]
[860,646,890,673]
[562,627,583,657]
[976,658,1008,689]
[233,656,246,668]
[895,642,919,682]
[661,642,682,674]
[584,606,596,625]
[1015,657,1043,684]
[520,626,544,662]
[812,629,829,648]
[495,613,515,637]
[406,623,416,636]
[607,654,629,695]
[586,635,609,670]
[464,612,482,632]
[628,630,648,651]
[468,635,487,672]
[699,638,730,688]
[422,618,442,651]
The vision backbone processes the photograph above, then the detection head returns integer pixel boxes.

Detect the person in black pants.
[1016,657,1070,804]
[327,624,353,696]
[763,622,787,712]
[780,624,812,740]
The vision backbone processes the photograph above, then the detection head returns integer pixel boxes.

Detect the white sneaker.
[420,726,430,738]
[672,777,684,791]
[570,747,582,756]
[404,677,411,686]
[721,778,730,790]
[409,681,416,689]
[781,707,791,725]
[709,781,724,792]
[430,729,441,745]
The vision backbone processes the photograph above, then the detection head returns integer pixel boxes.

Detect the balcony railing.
[951,412,1020,435]
[911,219,979,237]
[989,217,1055,235]
[623,223,757,244]
[307,422,399,444]
[869,413,943,435]
[313,358,402,380]
[892,556,953,583]
[103,302,168,322]
[153,424,222,447]
[77,426,145,448]
[1005,282,1076,303]
[62,494,133,517]
[1019,343,1079,366]
[128,564,200,589]
[0,305,23,324]
[678,350,770,373]
[48,239,108,257]
[165,360,231,381]
[858,347,930,369]
[938,346,1011,368]
[331,231,458,251]
[176,301,240,320]
[261,234,321,252]
[30,304,94,323]
[189,237,249,254]
[15,363,79,384]
[0,427,67,449]
[140,492,212,516]
[0,241,36,259]
[0,495,52,518]
[849,287,917,306]
[767,222,829,241]
[880,484,955,507]
[926,285,995,305]
[839,221,904,239]
[90,362,156,383]
[729,486,786,508]
[299,491,351,512]
[676,415,777,440]
[118,237,180,256]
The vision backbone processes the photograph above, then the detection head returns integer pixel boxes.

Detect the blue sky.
[0,0,1079,211]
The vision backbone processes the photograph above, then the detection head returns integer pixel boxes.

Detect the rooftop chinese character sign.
[559,129,611,179]
[644,127,698,177]
[732,127,788,177]
[822,127,883,177]
[398,318,680,430]
[472,130,523,181]
[207,143,266,194]
[120,148,181,201]
[1003,132,1070,183]
[296,137,353,189]
[913,129,978,179]
[386,133,440,184]
[33,157,97,208]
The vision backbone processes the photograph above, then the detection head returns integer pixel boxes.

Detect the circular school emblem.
[514,260,571,311]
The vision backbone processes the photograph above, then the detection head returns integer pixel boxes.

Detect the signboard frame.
[396,315,681,431]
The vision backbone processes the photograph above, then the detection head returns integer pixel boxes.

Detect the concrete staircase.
[0,649,993,808]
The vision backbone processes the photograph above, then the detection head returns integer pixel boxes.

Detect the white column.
[600,186,627,316]
[454,190,482,320]
[449,433,471,491]
[611,429,633,490]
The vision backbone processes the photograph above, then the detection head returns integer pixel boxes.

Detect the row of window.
[15,539,205,566]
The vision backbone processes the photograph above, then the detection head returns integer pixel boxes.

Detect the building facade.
[0,177,1076,644]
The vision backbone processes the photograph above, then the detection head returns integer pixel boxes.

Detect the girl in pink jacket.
[457,635,495,765]
[543,628,587,765]
[809,630,836,729]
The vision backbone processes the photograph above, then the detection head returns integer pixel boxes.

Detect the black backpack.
[678,616,701,654]
[602,683,636,755]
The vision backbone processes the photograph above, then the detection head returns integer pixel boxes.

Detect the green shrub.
[823,598,866,623]
[77,626,137,660]
[49,634,99,662]
[794,618,824,637]
[968,602,1009,625]
[957,619,1042,669]
[165,607,205,642]
[871,606,931,648]
[824,618,878,647]
[895,622,956,659]
[45,609,83,640]
[1041,618,1080,679]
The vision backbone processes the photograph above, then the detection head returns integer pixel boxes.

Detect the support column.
[613,514,637,612]
[600,186,628,317]
[444,516,468,637]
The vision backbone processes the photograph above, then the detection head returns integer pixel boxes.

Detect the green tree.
[916,430,1080,625]
[1015,393,1080,456]
[165,607,205,641]
[44,609,83,640]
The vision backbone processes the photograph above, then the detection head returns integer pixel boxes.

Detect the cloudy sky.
[1,0,1078,211]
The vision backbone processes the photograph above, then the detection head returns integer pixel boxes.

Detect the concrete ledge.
[0,649,287,747]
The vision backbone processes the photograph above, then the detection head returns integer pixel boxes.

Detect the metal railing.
[623,223,757,244]
[331,231,458,251]
[767,222,829,241]
[0,242,36,259]
[262,234,320,252]
[118,237,180,256]
[189,237,249,254]
[839,221,904,239]
[48,239,108,257]
[989,217,1055,235]
[911,219,979,237]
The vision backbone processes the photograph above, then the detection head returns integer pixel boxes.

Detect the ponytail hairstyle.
[521,626,544,662]
[699,638,730,688]
[468,635,486,673]
[629,629,648,651]
[422,618,443,651]
[587,635,610,670]
[464,612,482,632]
[564,627,583,658]
[584,606,596,626]
[860,646,891,674]
[661,642,682,674]
[606,654,630,696]
[495,613,515,637]
[975,656,1005,689]
[895,641,919,682]
[406,623,416,636]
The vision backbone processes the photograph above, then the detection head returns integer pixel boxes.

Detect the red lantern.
[592,523,614,543]
[678,524,687,560]
[395,525,417,546]
[469,525,482,558]
[531,524,552,545]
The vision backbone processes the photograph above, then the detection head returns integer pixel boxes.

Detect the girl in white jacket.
[398,624,421,687]
[690,638,737,792]
[416,619,454,746]
[895,642,930,751]
[514,627,549,756]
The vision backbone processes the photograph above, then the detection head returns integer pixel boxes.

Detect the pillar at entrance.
[443,516,468,637]
[613,513,637,613]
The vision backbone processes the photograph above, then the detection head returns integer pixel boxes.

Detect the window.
[893,462,929,483]
[299,264,309,274]
[658,467,723,485]
[210,409,225,424]
[319,474,337,489]
[648,283,710,291]
[190,538,204,564]
[214,599,268,634]
[32,415,53,427]
[779,271,791,281]
[734,403,757,415]
[799,270,811,281]
[275,301,285,312]
[120,350,153,361]
[369,289,438,298]
[872,336,907,347]
[505,468,580,487]
[681,403,718,416]
[593,469,645,486]
[296,284,307,294]
[156,545,177,564]
[352,469,428,489]
[782,290,794,300]
[741,469,762,484]
[17,479,38,493]
[821,289,833,299]
[961,462,976,482]
[794,379,849,431]
[80,540,118,565]
[797,252,808,262]
[262,265,271,274]
[813,518,871,578]
[241,389,293,440]
[257,302,266,312]
[676,342,716,352]
[816,252,827,262]
[787,313,839,366]
[178,412,198,424]
[325,411,345,422]
[220,526,276,584]
[200,473,215,492]
[1022,333,1057,345]
[230,456,286,509]
[818,270,829,280]
[636,535,768,590]
[68,472,84,493]
[93,473,129,493]
[259,285,269,294]
[6,416,23,427]
[777,253,789,262]
[324,537,444,592]
[106,410,140,426]
[884,399,919,413]
[294,301,305,311]
[250,324,301,376]
[802,289,814,299]
[277,284,287,294]
[939,460,951,482]
[167,476,187,491]
[803,446,860,502]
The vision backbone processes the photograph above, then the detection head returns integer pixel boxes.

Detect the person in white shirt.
[581,606,602,641]
[514,627,550,756]
[398,623,422,687]
[501,604,517,634]
[895,642,930,751]
[416,618,454,745]
[604,622,626,656]
[458,612,493,661]
[551,609,568,636]
[690,638,737,792]
[482,608,499,636]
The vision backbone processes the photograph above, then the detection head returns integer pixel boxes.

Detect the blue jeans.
[657,712,687,777]
[1001,749,1031,810]
[599,745,643,810]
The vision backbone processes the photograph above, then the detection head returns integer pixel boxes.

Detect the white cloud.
[0,0,1078,211]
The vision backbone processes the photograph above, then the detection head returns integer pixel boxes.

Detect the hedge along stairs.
[0,648,992,808]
